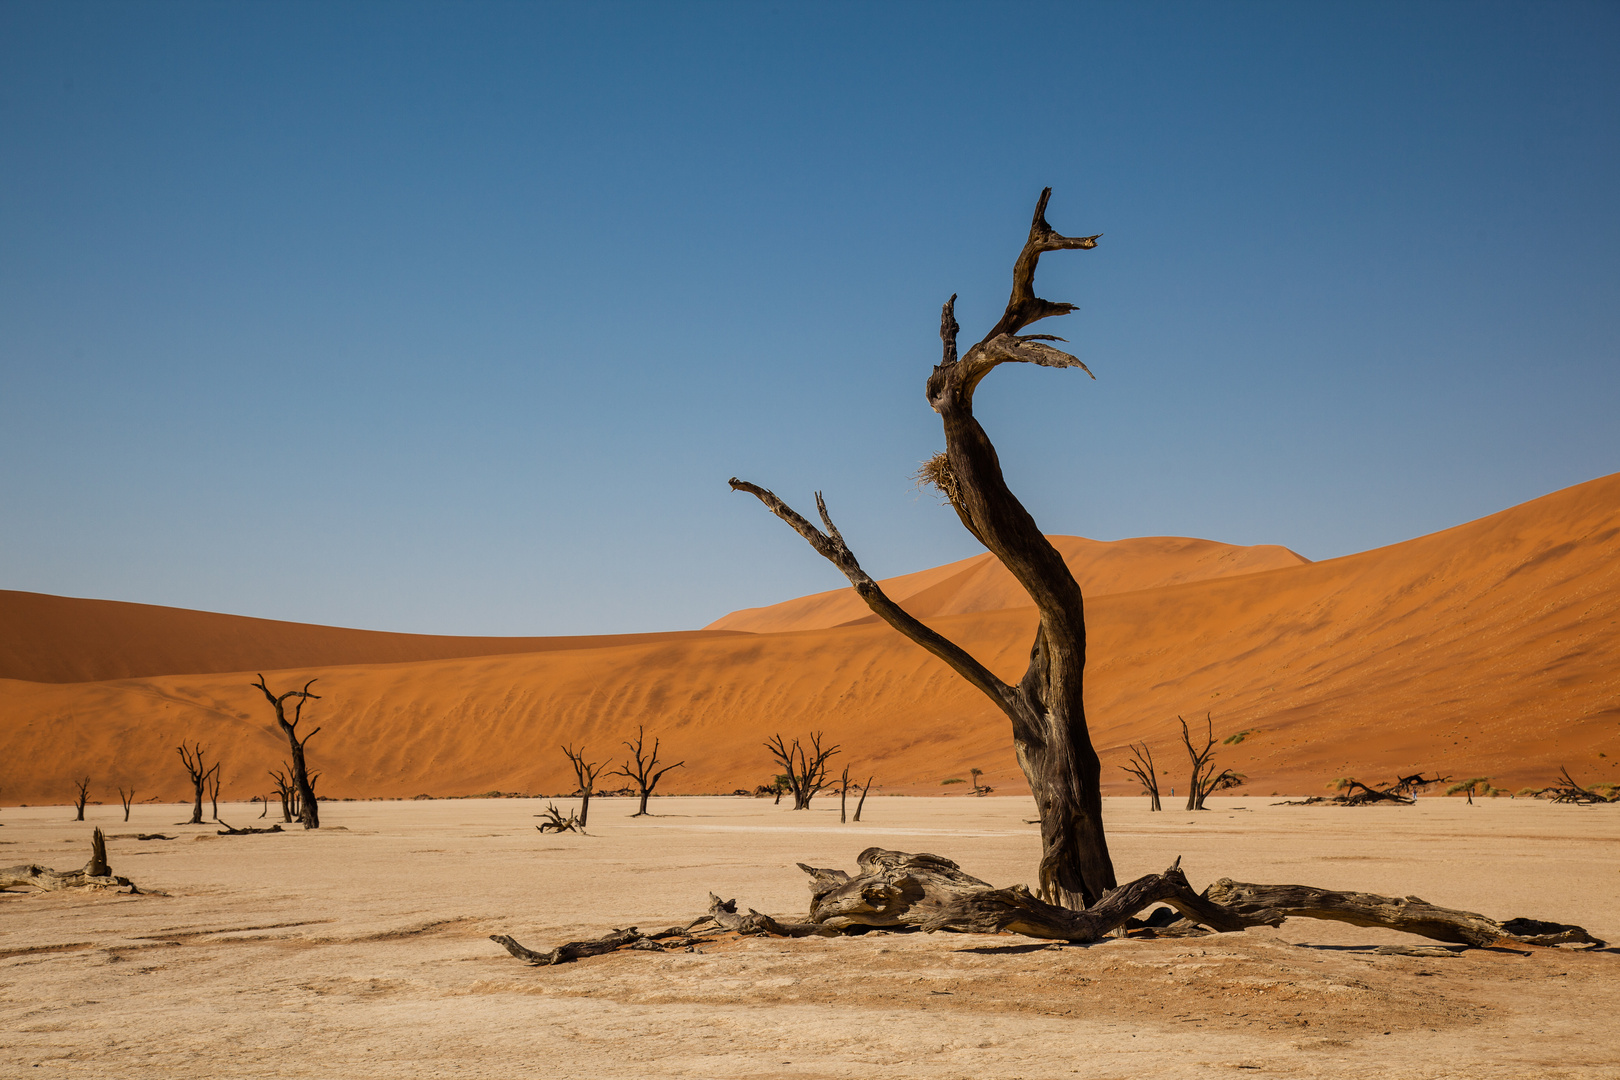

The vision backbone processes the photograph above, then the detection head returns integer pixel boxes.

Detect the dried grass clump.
[914,451,964,511]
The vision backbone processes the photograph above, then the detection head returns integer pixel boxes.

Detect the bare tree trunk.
[765,732,840,810]
[207,766,222,821]
[732,190,1115,906]
[118,786,135,822]
[177,744,214,825]
[562,745,604,827]
[1121,743,1161,810]
[854,776,873,822]
[72,776,90,821]
[611,726,683,818]
[253,676,322,828]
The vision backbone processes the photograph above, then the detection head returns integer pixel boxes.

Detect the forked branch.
[727,480,1020,724]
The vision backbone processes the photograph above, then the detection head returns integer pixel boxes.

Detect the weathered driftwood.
[491,924,707,965]
[801,849,1602,948]
[0,829,139,893]
[730,189,1116,907]
[1202,879,1604,948]
[216,820,284,835]
[1275,772,1450,807]
[492,846,1605,966]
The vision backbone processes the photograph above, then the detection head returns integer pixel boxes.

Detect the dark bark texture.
[731,189,1113,906]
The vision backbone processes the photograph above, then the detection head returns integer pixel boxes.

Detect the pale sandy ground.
[3,796,1617,1079]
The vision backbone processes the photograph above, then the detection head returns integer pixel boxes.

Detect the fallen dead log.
[491,846,1605,965]
[491,925,707,965]
[0,828,140,893]
[216,820,284,835]
[1202,880,1603,948]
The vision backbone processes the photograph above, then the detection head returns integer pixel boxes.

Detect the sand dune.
[0,589,740,684]
[2,474,1617,806]
[707,534,1308,633]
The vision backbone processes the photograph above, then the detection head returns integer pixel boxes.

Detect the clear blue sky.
[3,1,1617,635]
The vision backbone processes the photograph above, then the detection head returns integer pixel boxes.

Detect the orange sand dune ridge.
[1,474,1617,806]
[0,590,743,684]
[707,535,1309,633]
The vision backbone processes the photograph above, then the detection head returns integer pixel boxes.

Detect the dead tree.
[764,732,840,810]
[1389,772,1448,798]
[610,726,683,817]
[1179,715,1244,810]
[72,776,91,821]
[561,744,606,826]
[177,743,218,825]
[853,776,874,821]
[535,803,585,833]
[269,767,296,823]
[1121,742,1162,811]
[206,765,222,821]
[732,190,1116,906]
[1525,767,1614,804]
[970,768,994,796]
[251,675,322,828]
[837,765,856,822]
[118,786,135,822]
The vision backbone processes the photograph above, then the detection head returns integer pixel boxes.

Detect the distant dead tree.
[1388,772,1447,798]
[206,766,222,821]
[1525,767,1619,804]
[853,774,874,821]
[611,726,683,817]
[1179,715,1244,810]
[252,675,322,829]
[836,765,857,822]
[765,732,840,810]
[177,743,218,825]
[561,744,606,827]
[117,786,135,822]
[269,767,296,823]
[1120,743,1162,811]
[71,776,91,821]
[969,768,993,797]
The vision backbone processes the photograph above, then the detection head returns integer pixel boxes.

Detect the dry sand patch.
[2,796,1617,1078]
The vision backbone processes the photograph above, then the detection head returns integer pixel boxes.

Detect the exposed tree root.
[492,847,1605,965]
[0,828,140,893]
